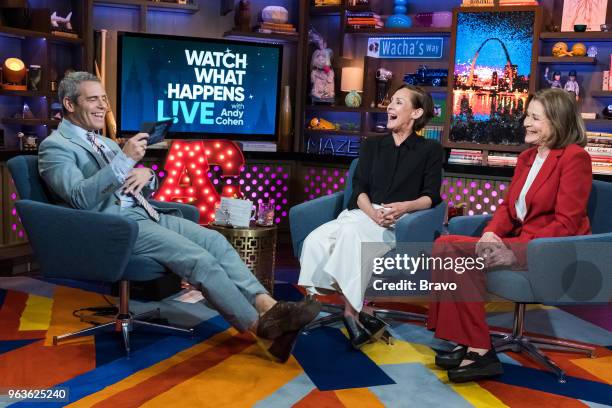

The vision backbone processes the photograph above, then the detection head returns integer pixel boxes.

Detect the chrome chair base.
[303,303,423,346]
[492,303,596,383]
[53,281,194,356]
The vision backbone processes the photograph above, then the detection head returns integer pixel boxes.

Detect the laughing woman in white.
[298,85,443,348]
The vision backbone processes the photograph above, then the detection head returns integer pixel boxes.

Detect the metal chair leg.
[304,311,343,331]
[372,309,426,322]
[519,339,567,383]
[53,281,194,355]
[489,302,591,382]
[133,319,194,336]
[526,336,596,358]
[53,321,116,345]
[121,321,131,357]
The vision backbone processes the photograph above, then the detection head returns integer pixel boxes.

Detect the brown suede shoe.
[256,298,321,340]
[267,330,300,363]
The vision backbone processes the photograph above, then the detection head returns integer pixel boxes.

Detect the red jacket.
[484,144,592,240]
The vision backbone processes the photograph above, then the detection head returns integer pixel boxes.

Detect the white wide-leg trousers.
[298,207,395,312]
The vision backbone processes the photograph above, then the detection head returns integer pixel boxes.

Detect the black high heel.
[358,312,388,341]
[343,315,371,349]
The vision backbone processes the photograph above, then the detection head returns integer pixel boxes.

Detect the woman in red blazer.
[428,88,592,383]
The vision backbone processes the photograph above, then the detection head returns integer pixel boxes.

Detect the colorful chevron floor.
[0,276,611,407]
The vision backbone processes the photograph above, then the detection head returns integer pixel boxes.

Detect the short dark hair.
[527,88,587,148]
[396,84,434,132]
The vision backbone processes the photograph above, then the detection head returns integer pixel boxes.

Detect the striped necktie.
[86,132,160,222]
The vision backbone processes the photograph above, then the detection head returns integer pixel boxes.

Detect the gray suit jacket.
[39,120,156,217]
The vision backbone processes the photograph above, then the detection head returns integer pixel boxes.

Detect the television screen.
[117,32,283,141]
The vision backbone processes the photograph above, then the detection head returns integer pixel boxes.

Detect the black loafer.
[435,345,467,369]
[358,312,387,341]
[343,315,371,349]
[447,349,503,383]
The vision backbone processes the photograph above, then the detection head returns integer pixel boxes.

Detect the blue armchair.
[289,159,446,335]
[7,155,197,355]
[448,180,612,383]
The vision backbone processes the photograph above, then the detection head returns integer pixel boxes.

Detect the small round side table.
[207,222,277,295]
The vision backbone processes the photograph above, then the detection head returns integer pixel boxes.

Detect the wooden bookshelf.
[538,56,596,64]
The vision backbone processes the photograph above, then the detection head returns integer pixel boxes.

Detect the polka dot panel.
[207,162,293,225]
[300,166,350,202]
[442,176,508,216]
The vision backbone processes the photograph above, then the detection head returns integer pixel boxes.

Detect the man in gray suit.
[38,71,319,362]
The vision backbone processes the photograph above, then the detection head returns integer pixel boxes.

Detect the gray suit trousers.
[123,207,267,331]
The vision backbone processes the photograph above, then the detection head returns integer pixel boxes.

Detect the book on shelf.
[448,149,483,165]
[256,28,299,36]
[488,152,518,167]
[418,125,443,142]
[260,22,296,32]
[314,0,341,6]
[499,0,538,4]
[585,146,612,156]
[603,71,610,91]
[461,0,493,6]
[237,141,277,152]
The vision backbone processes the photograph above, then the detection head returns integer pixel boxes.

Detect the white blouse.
[515,154,546,222]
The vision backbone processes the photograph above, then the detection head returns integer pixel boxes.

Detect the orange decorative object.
[551,42,572,57]
[308,117,337,130]
[154,140,245,224]
[571,42,587,56]
[2,57,27,90]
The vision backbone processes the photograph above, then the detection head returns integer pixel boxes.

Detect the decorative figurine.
[50,11,73,31]
[309,29,335,104]
[544,67,563,89]
[28,64,41,91]
[564,70,579,100]
[234,0,251,32]
[50,11,77,38]
[17,132,38,151]
[386,0,412,28]
[375,67,392,108]
[14,102,34,119]
[587,45,598,57]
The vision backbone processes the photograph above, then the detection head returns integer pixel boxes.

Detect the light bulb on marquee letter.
[154,140,245,224]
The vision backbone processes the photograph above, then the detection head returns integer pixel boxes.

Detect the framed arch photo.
[445,6,541,148]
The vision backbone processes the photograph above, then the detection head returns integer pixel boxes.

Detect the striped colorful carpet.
[0,276,610,407]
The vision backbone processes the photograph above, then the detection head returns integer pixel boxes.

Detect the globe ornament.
[386,0,412,28]
[571,42,587,56]
[345,90,362,108]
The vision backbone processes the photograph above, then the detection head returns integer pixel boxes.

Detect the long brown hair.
[527,88,587,148]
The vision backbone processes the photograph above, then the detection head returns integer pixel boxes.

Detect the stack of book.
[586,131,612,175]
[314,0,341,5]
[346,11,383,30]
[419,125,443,142]
[448,149,483,165]
[257,22,298,36]
[487,152,518,167]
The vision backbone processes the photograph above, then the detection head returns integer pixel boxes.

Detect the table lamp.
[2,57,27,91]
[341,67,363,108]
